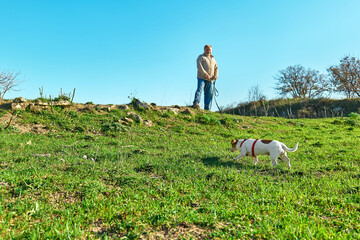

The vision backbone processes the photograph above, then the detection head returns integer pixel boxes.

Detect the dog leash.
[211,81,234,135]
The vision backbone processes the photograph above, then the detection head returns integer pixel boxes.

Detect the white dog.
[231,139,299,168]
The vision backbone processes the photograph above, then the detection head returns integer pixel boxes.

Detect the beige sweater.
[197,54,218,80]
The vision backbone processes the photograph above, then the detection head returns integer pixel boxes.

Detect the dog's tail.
[282,142,299,152]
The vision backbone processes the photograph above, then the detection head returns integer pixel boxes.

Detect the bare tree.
[327,55,360,98]
[248,85,266,102]
[275,65,329,98]
[0,70,22,99]
[248,85,266,116]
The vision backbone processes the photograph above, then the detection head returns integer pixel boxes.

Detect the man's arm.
[197,56,210,80]
[212,62,218,80]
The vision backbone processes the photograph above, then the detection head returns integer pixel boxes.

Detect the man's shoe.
[193,103,200,109]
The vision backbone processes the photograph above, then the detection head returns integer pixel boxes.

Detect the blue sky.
[1,0,360,110]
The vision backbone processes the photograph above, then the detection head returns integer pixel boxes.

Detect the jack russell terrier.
[231,139,299,168]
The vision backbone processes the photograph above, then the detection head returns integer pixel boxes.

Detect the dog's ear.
[231,139,238,145]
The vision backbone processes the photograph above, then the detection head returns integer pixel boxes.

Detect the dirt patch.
[0,112,49,134]
[144,223,209,239]
[89,222,211,239]
[46,190,79,207]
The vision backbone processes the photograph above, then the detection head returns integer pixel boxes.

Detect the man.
[193,44,218,110]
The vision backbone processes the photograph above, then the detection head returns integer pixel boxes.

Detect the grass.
[0,105,359,239]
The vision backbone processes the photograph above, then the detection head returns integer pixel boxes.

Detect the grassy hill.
[0,100,359,239]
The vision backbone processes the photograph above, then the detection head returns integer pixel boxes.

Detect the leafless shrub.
[0,70,22,99]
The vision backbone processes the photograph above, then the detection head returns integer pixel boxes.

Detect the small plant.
[101,122,120,132]
[0,109,7,118]
[101,121,128,133]
[160,110,175,118]
[331,119,343,125]
[37,87,76,104]
[171,125,185,133]
[220,116,237,126]
[74,125,86,133]
[39,86,44,99]
[348,112,359,119]
[196,113,221,125]
[53,95,70,101]
[344,119,357,126]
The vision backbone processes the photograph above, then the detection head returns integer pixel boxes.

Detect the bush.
[344,119,357,126]
[101,122,121,132]
[171,125,185,133]
[349,112,359,119]
[220,116,237,126]
[332,119,342,125]
[101,122,129,133]
[74,126,86,133]
[196,114,221,125]
[53,95,70,101]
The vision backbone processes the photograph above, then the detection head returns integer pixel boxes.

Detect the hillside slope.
[0,99,359,239]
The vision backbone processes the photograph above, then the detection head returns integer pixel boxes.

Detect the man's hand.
[211,76,217,81]
[204,75,210,80]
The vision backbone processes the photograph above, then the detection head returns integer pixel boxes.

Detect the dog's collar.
[240,139,248,148]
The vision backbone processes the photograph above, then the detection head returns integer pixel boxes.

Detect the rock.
[179,108,195,115]
[79,105,96,113]
[144,120,154,127]
[170,105,181,109]
[13,97,27,103]
[98,105,109,111]
[35,100,49,106]
[132,98,150,110]
[11,102,30,111]
[150,103,158,110]
[55,100,71,108]
[118,105,129,110]
[29,104,49,112]
[168,108,180,115]
[106,105,115,112]
[119,120,130,126]
[127,112,143,122]
[123,117,134,124]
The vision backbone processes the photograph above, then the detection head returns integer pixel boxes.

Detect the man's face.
[204,46,212,55]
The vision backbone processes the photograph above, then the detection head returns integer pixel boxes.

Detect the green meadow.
[0,105,359,239]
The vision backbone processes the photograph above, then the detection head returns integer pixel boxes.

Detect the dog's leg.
[270,153,279,167]
[253,156,258,165]
[271,158,278,167]
[281,154,292,168]
[234,152,246,160]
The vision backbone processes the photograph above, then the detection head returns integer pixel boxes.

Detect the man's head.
[204,45,212,55]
